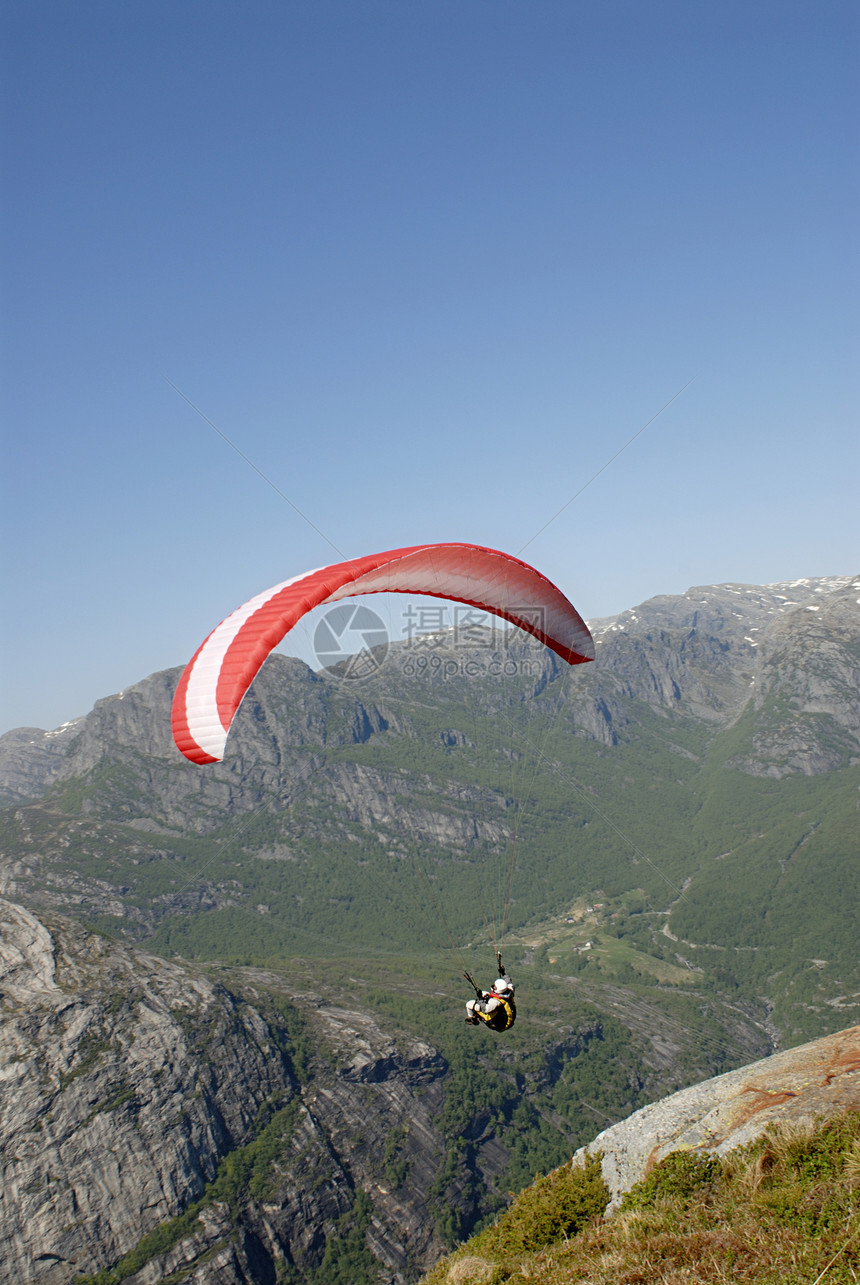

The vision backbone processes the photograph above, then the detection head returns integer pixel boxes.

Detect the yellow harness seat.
[477,994,516,1032]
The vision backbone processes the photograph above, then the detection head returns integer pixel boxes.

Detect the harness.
[478,993,516,1032]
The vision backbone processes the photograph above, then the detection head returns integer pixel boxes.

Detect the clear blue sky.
[2,0,857,734]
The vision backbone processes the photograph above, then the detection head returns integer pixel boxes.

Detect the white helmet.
[493,978,513,996]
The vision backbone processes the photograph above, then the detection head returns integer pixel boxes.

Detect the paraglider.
[171,542,594,766]
[464,952,517,1032]
[170,542,594,1027]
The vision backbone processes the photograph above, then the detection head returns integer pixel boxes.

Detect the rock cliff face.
[729,586,860,776]
[0,896,461,1283]
[0,721,85,804]
[0,897,294,1283]
[576,1022,860,1208]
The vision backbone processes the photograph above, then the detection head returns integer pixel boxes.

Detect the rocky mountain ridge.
[586,574,860,768]
[3,574,859,804]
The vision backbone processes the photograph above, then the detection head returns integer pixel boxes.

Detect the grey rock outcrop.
[576,1022,860,1207]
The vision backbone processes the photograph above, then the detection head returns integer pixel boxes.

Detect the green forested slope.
[0,579,857,1050]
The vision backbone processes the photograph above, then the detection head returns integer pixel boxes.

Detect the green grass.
[420,1112,860,1284]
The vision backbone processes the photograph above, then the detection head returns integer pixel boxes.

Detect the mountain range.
[1,573,857,1039]
[0,573,858,1282]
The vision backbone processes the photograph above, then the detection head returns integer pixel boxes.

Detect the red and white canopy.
[172,542,594,764]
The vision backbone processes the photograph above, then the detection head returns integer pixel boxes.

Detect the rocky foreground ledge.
[576,1021,860,1207]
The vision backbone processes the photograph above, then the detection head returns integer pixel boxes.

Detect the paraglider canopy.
[172,542,594,765]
